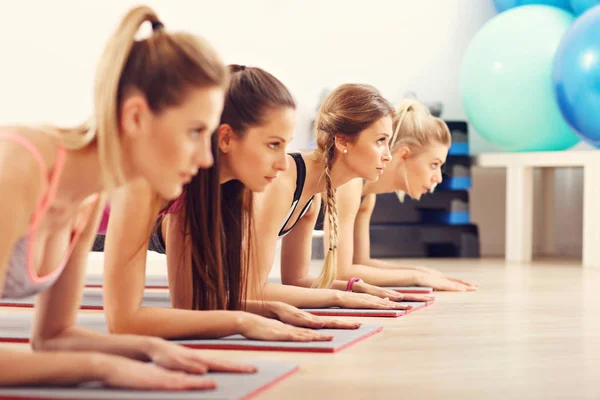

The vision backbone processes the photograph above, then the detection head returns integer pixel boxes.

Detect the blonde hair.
[391,99,452,201]
[313,84,394,289]
[59,5,228,191]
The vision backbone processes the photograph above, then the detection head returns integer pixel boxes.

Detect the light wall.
[0,0,586,257]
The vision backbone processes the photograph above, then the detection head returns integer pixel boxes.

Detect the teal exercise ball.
[569,0,600,15]
[493,0,572,13]
[460,5,580,151]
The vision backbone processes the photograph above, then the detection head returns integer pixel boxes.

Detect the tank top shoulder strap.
[289,153,306,203]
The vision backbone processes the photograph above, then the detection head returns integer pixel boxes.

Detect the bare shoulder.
[0,126,62,216]
[358,193,377,214]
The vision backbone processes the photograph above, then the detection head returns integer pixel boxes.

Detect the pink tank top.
[0,133,99,299]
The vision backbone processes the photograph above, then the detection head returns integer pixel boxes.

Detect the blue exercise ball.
[553,5,600,147]
[460,5,580,152]
[569,0,600,15]
[493,0,572,12]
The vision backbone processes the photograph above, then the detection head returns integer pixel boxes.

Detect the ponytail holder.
[346,277,362,292]
[151,20,164,31]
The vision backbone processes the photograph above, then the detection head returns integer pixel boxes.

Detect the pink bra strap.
[0,133,49,195]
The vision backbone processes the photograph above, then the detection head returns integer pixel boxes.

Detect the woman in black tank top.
[250,84,442,310]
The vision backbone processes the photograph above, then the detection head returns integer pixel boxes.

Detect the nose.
[382,144,392,163]
[194,137,214,169]
[275,152,289,172]
[434,169,443,184]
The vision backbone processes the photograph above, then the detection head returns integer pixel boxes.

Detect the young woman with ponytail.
[316,99,479,292]
[249,84,435,308]
[103,65,357,348]
[0,5,253,390]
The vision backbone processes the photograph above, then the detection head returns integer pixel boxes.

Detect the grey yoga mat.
[0,290,169,309]
[0,291,432,315]
[85,274,434,293]
[301,300,432,317]
[0,313,383,353]
[0,360,298,400]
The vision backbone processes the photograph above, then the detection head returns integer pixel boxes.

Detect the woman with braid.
[283,99,478,293]
[249,84,436,307]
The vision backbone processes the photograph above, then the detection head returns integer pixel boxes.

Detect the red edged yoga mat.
[0,313,383,353]
[0,360,298,400]
[1,291,434,316]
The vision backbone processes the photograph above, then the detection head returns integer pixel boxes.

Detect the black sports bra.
[278,153,315,237]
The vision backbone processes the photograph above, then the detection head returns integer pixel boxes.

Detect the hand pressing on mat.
[416,272,478,292]
[146,338,258,375]
[335,292,413,310]
[411,266,479,289]
[349,280,433,302]
[350,281,435,303]
[266,301,361,330]
[238,313,335,342]
[95,353,218,390]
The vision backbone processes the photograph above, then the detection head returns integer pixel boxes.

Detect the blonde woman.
[316,100,479,291]
[0,5,252,390]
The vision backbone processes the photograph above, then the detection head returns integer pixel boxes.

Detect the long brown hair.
[314,83,394,288]
[58,5,228,191]
[174,65,296,311]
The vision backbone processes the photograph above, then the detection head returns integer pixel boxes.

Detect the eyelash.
[268,142,281,149]
[190,128,205,138]
[377,137,388,144]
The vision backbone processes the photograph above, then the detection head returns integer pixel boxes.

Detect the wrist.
[331,290,344,307]
[413,271,425,286]
[234,311,252,334]
[346,277,363,292]
[141,336,162,361]
[88,352,111,381]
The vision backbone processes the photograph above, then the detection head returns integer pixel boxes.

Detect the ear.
[218,124,235,153]
[119,94,150,139]
[334,134,351,154]
[394,146,411,162]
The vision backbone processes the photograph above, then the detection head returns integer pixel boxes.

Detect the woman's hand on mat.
[414,266,479,288]
[416,273,478,292]
[351,281,405,301]
[146,338,258,374]
[335,292,412,310]
[95,353,218,390]
[352,281,435,303]
[266,301,361,330]
[239,313,335,342]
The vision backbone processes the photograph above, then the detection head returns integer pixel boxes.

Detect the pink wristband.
[346,277,362,292]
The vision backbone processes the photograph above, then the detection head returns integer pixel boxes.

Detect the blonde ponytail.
[55,5,227,193]
[93,6,161,191]
[390,99,452,202]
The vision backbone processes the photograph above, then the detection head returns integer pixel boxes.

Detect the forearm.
[360,257,423,271]
[0,348,103,386]
[33,325,152,361]
[337,263,421,287]
[288,276,352,292]
[106,307,245,340]
[260,282,341,308]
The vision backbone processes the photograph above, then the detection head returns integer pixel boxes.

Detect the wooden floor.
[2,256,600,399]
